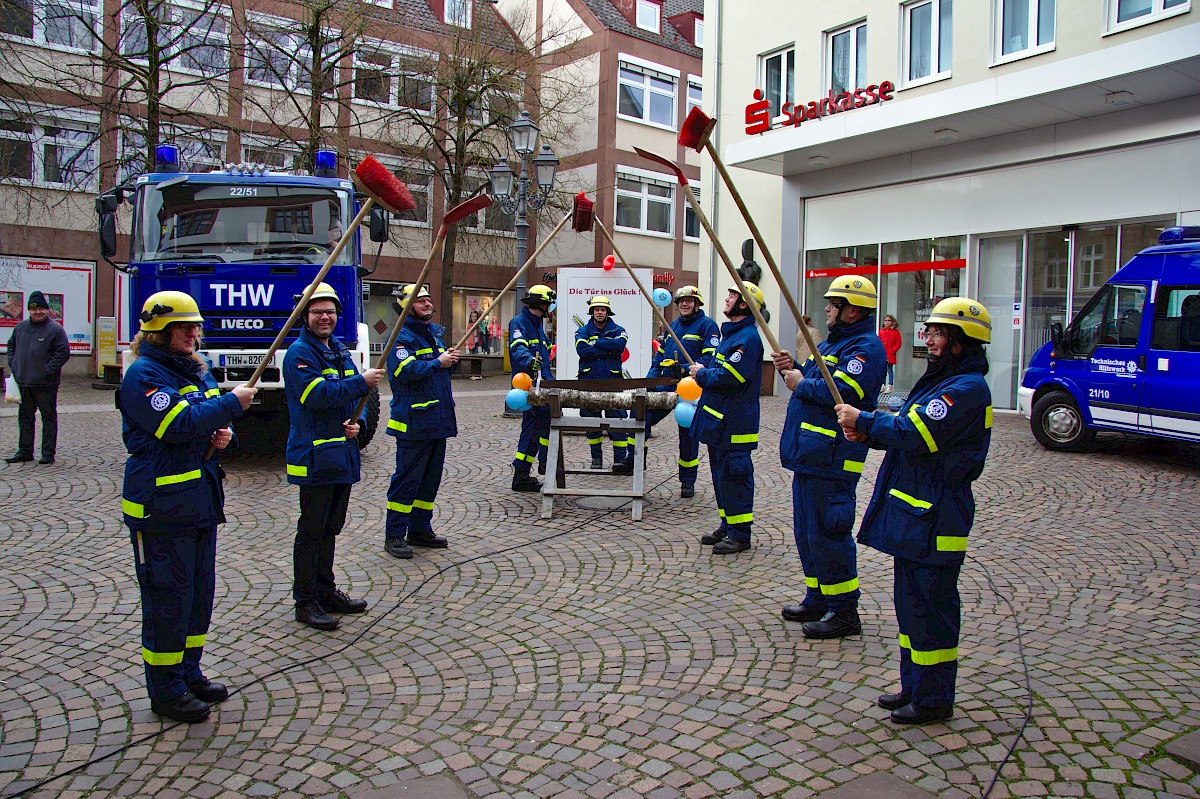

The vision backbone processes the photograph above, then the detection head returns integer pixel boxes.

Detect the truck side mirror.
[1050,322,1063,347]
[96,193,119,258]
[369,207,390,243]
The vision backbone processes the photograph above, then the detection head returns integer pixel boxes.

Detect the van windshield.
[132,182,352,265]
[1064,284,1146,355]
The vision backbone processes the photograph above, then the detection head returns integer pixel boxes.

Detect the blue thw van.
[1018,226,1200,451]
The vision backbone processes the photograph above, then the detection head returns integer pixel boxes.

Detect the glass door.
[976,235,1024,409]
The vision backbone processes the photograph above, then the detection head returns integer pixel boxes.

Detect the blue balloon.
[674,400,696,428]
[652,288,672,307]
[549,302,557,313]
[506,388,530,411]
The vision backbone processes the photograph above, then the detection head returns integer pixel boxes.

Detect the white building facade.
[702,0,1200,408]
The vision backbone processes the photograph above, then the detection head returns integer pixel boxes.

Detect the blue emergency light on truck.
[96,146,389,451]
[1018,226,1200,451]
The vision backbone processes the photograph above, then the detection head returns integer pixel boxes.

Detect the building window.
[827,21,866,96]
[445,0,471,28]
[461,175,514,234]
[247,19,337,94]
[760,46,794,120]
[694,18,704,47]
[904,0,951,84]
[240,139,298,171]
[618,60,676,129]
[1107,0,1189,32]
[352,48,434,112]
[0,0,100,51]
[391,165,433,226]
[0,116,97,189]
[122,3,229,74]
[686,80,702,117]
[683,187,699,241]
[615,171,673,237]
[635,0,660,33]
[1079,242,1106,289]
[119,128,225,182]
[995,0,1054,60]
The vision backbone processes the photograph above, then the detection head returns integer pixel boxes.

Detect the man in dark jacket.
[6,291,71,464]
[575,295,634,473]
[384,284,459,559]
[508,285,555,491]
[283,283,384,631]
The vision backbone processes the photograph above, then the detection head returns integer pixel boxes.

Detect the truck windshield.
[132,182,353,265]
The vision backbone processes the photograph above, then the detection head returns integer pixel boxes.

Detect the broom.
[208,156,416,457]
[678,107,839,395]
[349,190,494,422]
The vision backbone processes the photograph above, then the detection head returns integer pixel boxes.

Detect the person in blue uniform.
[834,297,993,725]
[509,284,555,492]
[770,276,886,640]
[283,283,384,631]
[384,284,459,558]
[575,295,634,473]
[118,291,256,722]
[690,284,765,555]
[645,286,720,497]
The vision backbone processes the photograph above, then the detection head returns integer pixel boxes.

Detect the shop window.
[1107,0,1189,33]
[759,46,794,120]
[1151,286,1200,352]
[618,59,676,129]
[1119,217,1175,265]
[977,234,1024,410]
[635,0,660,33]
[1025,230,1069,360]
[1071,224,1117,317]
[1,0,100,51]
[903,0,952,85]
[994,0,1054,61]
[827,20,866,96]
[0,116,97,189]
[615,171,674,237]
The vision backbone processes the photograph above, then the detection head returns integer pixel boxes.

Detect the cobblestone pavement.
[1,378,1199,799]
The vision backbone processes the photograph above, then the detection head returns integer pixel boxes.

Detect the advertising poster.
[0,257,94,353]
[556,267,654,391]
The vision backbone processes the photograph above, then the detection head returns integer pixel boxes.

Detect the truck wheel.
[1030,391,1096,452]
[357,387,381,450]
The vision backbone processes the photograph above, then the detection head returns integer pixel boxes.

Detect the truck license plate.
[220,354,266,367]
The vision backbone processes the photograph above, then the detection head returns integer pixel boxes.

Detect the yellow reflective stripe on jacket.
[937,536,968,552]
[185,634,206,648]
[322,368,338,375]
[205,388,220,398]
[822,355,838,363]
[393,356,415,376]
[300,377,325,404]
[899,634,958,665]
[820,577,859,596]
[412,399,440,409]
[387,500,412,513]
[682,334,701,340]
[142,646,184,666]
[344,369,356,376]
[510,336,528,346]
[178,384,199,394]
[833,369,865,400]
[287,464,308,477]
[908,407,938,453]
[155,469,201,487]
[843,460,864,473]
[122,498,146,518]
[388,419,408,433]
[313,436,347,446]
[726,511,753,524]
[412,499,435,511]
[154,400,190,439]
[701,347,715,355]
[801,421,837,438]
[415,347,434,355]
[678,457,700,468]
[889,488,932,510]
[720,360,747,383]
[985,406,993,429]
[702,405,724,420]
[730,433,758,444]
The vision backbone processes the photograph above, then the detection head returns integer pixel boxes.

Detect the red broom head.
[444,194,493,225]
[354,156,416,214]
[572,193,594,232]
[678,107,716,152]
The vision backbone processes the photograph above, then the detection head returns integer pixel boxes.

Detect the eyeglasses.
[925,328,949,342]
[309,309,339,318]
[171,323,203,334]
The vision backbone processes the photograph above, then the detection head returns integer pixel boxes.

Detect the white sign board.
[0,256,95,353]
[556,268,654,383]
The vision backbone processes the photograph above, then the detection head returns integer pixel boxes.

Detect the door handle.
[1138,354,1146,371]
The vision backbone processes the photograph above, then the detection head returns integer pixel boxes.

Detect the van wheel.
[356,387,381,450]
[1030,391,1096,452]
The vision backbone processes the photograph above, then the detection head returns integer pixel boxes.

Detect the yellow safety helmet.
[139,290,203,332]
[587,295,614,315]
[824,275,878,310]
[303,282,342,314]
[396,283,431,303]
[523,284,556,305]
[728,281,766,312]
[926,297,992,344]
[674,285,704,306]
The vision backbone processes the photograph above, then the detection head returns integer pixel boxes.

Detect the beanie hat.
[27,291,49,310]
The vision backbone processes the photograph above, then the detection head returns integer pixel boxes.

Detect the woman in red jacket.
[878,314,902,391]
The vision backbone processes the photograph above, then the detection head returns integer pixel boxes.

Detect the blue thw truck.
[97,147,387,450]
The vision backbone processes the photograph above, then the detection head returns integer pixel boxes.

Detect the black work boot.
[186,678,229,704]
[590,455,604,470]
[781,602,826,623]
[5,453,32,464]
[151,691,210,723]
[801,608,862,639]
[680,483,695,498]
[512,470,542,492]
[890,703,953,725]
[385,537,414,559]
[295,600,339,631]
[877,691,912,710]
[408,530,448,548]
[321,588,368,613]
[612,459,633,474]
[712,538,751,555]
[700,527,725,545]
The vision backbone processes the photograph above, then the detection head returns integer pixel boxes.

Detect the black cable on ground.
[2,464,686,799]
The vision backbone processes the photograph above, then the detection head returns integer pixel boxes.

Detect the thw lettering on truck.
[211,284,275,306]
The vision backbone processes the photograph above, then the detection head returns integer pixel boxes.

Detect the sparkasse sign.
[745,81,895,135]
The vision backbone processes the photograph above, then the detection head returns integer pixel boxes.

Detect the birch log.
[528,388,678,411]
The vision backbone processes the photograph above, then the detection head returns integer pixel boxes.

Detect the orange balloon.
[512,372,532,390]
[676,376,702,402]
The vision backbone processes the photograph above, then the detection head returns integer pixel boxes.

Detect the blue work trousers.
[131,524,216,702]
[512,409,549,474]
[895,558,962,712]
[387,439,447,539]
[708,447,753,543]
[646,409,700,486]
[581,408,632,462]
[792,474,860,612]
